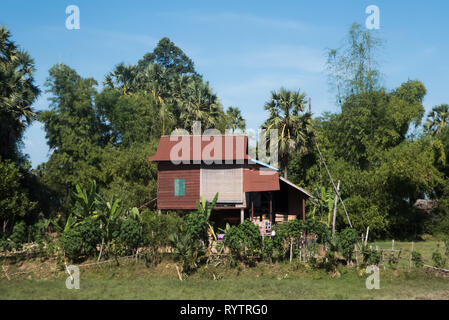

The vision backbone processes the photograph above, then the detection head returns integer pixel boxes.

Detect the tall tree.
[0,26,39,162]
[179,80,223,131]
[38,64,105,210]
[424,104,449,136]
[327,22,382,105]
[137,37,196,78]
[262,88,313,178]
[226,107,246,133]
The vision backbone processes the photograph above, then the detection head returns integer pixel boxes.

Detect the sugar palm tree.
[226,107,246,133]
[262,88,313,179]
[424,104,449,136]
[179,80,221,130]
[104,63,137,95]
[0,26,39,161]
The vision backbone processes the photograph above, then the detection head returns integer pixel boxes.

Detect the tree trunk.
[97,237,104,262]
[331,180,341,238]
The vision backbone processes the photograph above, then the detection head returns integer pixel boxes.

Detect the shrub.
[79,216,102,257]
[361,246,381,265]
[432,243,446,268]
[338,227,359,264]
[31,219,50,244]
[411,250,424,268]
[184,211,208,244]
[262,237,274,262]
[61,228,83,261]
[10,221,28,249]
[305,218,330,244]
[169,232,205,274]
[119,218,142,253]
[224,219,261,263]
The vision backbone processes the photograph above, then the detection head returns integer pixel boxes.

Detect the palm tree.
[104,63,137,95]
[424,104,449,136]
[132,63,176,135]
[0,26,39,161]
[226,107,246,133]
[262,88,313,179]
[179,80,222,130]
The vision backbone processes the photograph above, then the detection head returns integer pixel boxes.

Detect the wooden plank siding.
[157,162,200,209]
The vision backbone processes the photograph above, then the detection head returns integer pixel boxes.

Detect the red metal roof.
[149,135,250,162]
[243,166,280,192]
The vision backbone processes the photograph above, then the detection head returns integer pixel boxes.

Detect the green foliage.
[431,243,447,268]
[185,211,208,244]
[0,26,39,162]
[61,227,83,262]
[119,218,142,253]
[224,219,261,263]
[169,232,205,274]
[361,246,381,266]
[141,210,183,248]
[262,88,313,178]
[327,22,382,101]
[411,251,424,268]
[0,158,37,235]
[9,221,27,249]
[338,228,359,263]
[79,216,102,257]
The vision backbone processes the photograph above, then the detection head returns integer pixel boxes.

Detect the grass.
[370,239,446,267]
[1,238,448,300]
[1,258,448,300]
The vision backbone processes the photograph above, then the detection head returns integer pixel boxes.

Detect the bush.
[10,221,28,249]
[224,219,261,264]
[411,251,424,268]
[338,227,359,264]
[61,228,83,262]
[184,211,208,244]
[432,243,446,268]
[79,216,102,257]
[119,218,142,253]
[361,246,381,265]
[169,232,205,274]
[141,210,183,265]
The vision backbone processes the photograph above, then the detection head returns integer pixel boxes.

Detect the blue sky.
[2,0,449,167]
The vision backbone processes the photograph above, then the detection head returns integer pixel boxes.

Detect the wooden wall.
[157,162,200,209]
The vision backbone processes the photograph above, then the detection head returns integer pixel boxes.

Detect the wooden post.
[269,192,273,225]
[392,239,394,250]
[301,197,306,222]
[331,180,340,238]
[409,242,414,269]
[251,194,254,221]
[365,226,369,247]
[290,238,293,263]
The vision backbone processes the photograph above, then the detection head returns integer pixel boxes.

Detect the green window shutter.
[174,179,185,196]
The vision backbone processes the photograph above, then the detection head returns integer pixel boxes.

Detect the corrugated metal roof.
[149,135,250,162]
[243,167,280,192]
[279,177,314,199]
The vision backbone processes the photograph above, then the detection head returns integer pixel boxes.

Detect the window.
[174,179,185,196]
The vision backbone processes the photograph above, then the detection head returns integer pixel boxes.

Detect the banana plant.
[63,213,77,233]
[94,196,124,261]
[196,193,219,242]
[310,186,335,226]
[73,180,100,219]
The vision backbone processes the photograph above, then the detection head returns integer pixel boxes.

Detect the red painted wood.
[157,162,200,210]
